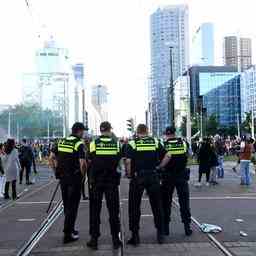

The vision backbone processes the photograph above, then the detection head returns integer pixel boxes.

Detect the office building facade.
[188,66,238,114]
[240,65,256,121]
[204,75,241,127]
[191,22,214,66]
[150,5,189,135]
[224,36,252,71]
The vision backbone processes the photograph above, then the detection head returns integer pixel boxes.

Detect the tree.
[0,104,63,139]
[205,114,219,136]
[241,112,252,134]
[180,114,200,138]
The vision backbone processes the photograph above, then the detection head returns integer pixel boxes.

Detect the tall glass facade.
[240,66,256,121]
[191,23,214,66]
[188,66,238,114]
[204,75,241,126]
[150,5,189,136]
[199,72,238,95]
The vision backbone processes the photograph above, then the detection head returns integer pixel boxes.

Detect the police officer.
[49,122,87,244]
[159,126,192,236]
[86,121,122,250]
[125,124,169,245]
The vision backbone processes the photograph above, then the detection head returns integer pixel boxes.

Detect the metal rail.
[16,200,63,256]
[173,199,234,256]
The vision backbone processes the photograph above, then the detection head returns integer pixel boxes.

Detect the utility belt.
[134,169,157,177]
[55,168,81,179]
[161,168,190,181]
[90,170,121,185]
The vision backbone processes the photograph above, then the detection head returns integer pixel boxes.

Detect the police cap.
[165,126,176,135]
[72,122,86,134]
[100,121,112,132]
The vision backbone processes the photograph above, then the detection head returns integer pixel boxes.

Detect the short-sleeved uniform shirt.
[125,136,166,172]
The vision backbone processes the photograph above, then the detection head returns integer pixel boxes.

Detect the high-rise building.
[204,75,241,127]
[150,5,189,136]
[240,65,256,121]
[72,63,85,122]
[223,36,252,71]
[191,23,214,66]
[91,85,109,122]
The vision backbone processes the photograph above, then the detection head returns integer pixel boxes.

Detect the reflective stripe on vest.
[166,140,186,155]
[58,137,83,154]
[129,137,159,152]
[90,138,120,155]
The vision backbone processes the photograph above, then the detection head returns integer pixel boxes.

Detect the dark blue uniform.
[53,135,85,237]
[161,137,192,236]
[88,136,122,240]
[125,136,166,240]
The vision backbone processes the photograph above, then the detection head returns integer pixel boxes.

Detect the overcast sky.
[1,0,256,135]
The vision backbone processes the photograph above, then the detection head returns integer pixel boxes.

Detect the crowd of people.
[0,139,52,200]
[191,135,255,187]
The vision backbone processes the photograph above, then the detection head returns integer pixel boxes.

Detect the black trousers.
[161,178,191,225]
[60,177,81,235]
[198,170,210,182]
[128,173,164,233]
[20,161,31,183]
[4,180,17,199]
[89,183,120,238]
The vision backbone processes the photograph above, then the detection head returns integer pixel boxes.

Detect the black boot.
[112,236,122,249]
[157,230,164,244]
[184,224,193,236]
[4,182,10,199]
[86,237,98,250]
[164,225,170,236]
[127,232,140,246]
[63,232,79,244]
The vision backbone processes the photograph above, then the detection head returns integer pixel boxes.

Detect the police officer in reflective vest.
[49,122,87,244]
[159,126,192,236]
[87,121,122,250]
[125,124,169,245]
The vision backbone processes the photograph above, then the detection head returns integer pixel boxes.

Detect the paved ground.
[1,162,256,255]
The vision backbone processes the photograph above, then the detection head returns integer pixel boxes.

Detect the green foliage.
[241,112,252,133]
[205,114,219,136]
[0,104,63,139]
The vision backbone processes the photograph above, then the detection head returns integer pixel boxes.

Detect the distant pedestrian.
[2,139,21,200]
[209,140,219,185]
[196,138,212,186]
[240,138,254,186]
[215,138,226,178]
[19,139,36,185]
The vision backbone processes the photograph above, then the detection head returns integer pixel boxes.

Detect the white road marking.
[16,201,56,205]
[190,196,256,200]
[18,218,35,222]
[141,214,153,217]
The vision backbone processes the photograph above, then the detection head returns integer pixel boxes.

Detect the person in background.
[19,139,37,185]
[240,137,254,186]
[209,139,219,185]
[2,139,21,200]
[0,144,4,176]
[215,137,226,178]
[196,138,212,186]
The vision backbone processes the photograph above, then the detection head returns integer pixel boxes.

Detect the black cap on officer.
[72,122,86,134]
[100,121,112,133]
[165,126,176,135]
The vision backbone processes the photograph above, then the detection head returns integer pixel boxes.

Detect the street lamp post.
[169,46,175,126]
[186,68,191,145]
